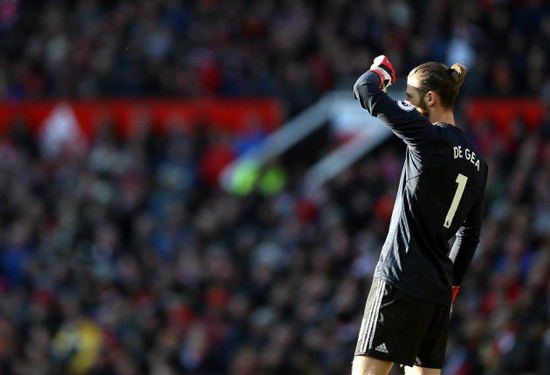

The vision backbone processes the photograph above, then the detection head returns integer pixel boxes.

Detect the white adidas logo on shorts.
[374,343,389,354]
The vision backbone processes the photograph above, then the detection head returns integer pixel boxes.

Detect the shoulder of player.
[391,99,434,128]
[394,99,416,113]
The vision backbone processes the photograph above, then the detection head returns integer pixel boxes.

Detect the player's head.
[405,62,467,117]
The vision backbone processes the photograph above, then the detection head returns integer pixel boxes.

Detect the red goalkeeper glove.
[452,286,460,302]
[368,55,396,92]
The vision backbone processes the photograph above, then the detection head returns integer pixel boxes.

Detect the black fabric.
[353,71,488,305]
[355,278,450,368]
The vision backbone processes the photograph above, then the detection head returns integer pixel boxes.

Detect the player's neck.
[429,108,455,126]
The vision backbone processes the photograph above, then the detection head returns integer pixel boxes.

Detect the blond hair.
[408,62,467,109]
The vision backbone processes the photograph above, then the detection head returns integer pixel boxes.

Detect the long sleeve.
[353,71,435,151]
[449,171,488,285]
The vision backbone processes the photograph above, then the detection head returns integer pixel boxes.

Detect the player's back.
[411,123,486,244]
[377,122,487,305]
[353,69,488,305]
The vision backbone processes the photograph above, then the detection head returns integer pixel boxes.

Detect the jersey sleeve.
[353,71,435,150]
[449,169,488,286]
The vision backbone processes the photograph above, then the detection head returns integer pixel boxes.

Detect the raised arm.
[353,56,435,150]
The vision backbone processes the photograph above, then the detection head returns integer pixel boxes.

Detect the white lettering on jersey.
[453,146,480,171]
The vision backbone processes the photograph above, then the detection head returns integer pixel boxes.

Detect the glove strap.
[368,68,387,89]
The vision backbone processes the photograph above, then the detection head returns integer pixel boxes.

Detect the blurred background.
[0,1,549,374]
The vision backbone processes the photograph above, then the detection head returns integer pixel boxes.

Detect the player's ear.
[425,91,437,107]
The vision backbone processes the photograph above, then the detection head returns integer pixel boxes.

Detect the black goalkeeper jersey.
[353,71,488,306]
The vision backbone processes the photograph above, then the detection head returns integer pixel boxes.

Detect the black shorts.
[354,277,450,369]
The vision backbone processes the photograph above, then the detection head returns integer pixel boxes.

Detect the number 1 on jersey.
[444,173,468,228]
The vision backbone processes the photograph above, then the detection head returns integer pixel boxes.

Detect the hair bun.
[448,68,459,79]
[450,63,467,88]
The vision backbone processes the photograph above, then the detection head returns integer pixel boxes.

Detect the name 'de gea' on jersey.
[453,146,480,171]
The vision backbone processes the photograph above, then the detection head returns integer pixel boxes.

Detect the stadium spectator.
[0,1,549,113]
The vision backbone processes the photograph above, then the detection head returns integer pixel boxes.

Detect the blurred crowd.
[1,0,550,112]
[0,0,550,375]
[0,107,548,375]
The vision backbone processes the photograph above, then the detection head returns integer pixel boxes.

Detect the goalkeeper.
[351,56,488,375]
